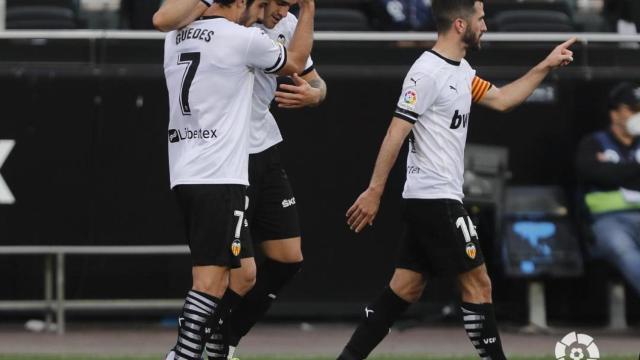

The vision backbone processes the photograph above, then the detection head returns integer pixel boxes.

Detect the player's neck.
[206,4,240,23]
[432,36,466,62]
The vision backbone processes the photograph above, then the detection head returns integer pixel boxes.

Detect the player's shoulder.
[236,22,264,38]
[414,51,451,73]
[208,18,259,37]
[405,52,447,83]
[460,58,476,75]
[231,25,271,49]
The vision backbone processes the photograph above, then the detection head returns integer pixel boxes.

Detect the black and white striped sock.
[173,290,220,360]
[461,302,506,360]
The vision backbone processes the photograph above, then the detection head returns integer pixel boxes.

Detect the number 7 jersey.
[163,16,286,188]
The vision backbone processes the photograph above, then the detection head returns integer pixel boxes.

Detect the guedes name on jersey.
[176,27,214,45]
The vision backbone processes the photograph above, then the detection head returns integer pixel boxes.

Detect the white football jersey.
[249,13,314,154]
[164,16,286,188]
[394,50,492,201]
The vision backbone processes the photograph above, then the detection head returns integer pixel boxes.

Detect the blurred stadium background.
[0,0,639,359]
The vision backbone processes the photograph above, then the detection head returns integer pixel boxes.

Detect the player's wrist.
[539,58,554,71]
[309,87,322,106]
[367,185,384,197]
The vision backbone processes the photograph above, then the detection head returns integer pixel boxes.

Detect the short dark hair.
[431,0,482,32]
[217,0,236,6]
[247,0,256,7]
[608,82,640,111]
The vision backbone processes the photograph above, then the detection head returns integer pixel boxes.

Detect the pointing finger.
[560,37,577,49]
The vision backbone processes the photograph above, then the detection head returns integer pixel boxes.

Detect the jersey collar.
[198,15,225,20]
[427,49,461,66]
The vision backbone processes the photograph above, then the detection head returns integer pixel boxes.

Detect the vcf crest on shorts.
[231,239,242,257]
[466,243,477,259]
[456,216,478,259]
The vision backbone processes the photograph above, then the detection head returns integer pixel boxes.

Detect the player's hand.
[544,37,576,69]
[346,188,382,233]
[275,73,321,108]
[297,0,315,9]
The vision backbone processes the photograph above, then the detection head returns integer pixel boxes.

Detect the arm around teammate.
[153,0,209,31]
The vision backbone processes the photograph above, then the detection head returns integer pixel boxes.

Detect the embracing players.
[338,1,575,359]
[160,0,315,359]
[156,0,325,358]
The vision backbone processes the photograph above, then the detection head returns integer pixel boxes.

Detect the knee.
[389,273,425,304]
[262,237,304,263]
[269,252,304,264]
[231,266,257,295]
[262,258,303,281]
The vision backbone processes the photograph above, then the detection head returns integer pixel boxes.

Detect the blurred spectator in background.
[603,0,640,33]
[576,82,640,297]
[575,0,603,13]
[371,0,435,31]
[120,0,161,29]
[79,0,118,29]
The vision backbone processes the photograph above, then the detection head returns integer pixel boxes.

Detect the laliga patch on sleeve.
[403,89,418,109]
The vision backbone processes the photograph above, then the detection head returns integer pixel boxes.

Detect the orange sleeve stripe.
[471,77,484,98]
[471,84,482,100]
[471,80,481,95]
[478,82,492,101]
[475,83,489,102]
[471,76,492,102]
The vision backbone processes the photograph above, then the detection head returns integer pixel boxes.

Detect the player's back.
[164,17,260,188]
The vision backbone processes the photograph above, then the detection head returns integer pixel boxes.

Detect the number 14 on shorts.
[456,216,478,242]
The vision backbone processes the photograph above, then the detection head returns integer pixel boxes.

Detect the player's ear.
[452,18,464,35]
[236,0,246,9]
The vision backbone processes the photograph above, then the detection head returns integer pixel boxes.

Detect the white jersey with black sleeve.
[164,16,287,188]
[394,49,492,202]
[249,13,314,154]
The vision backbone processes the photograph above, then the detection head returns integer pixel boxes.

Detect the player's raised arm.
[347,117,413,233]
[276,0,315,75]
[478,37,576,112]
[274,71,327,108]
[153,0,209,32]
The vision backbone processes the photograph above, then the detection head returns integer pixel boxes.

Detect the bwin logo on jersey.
[450,110,470,129]
[168,128,217,143]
